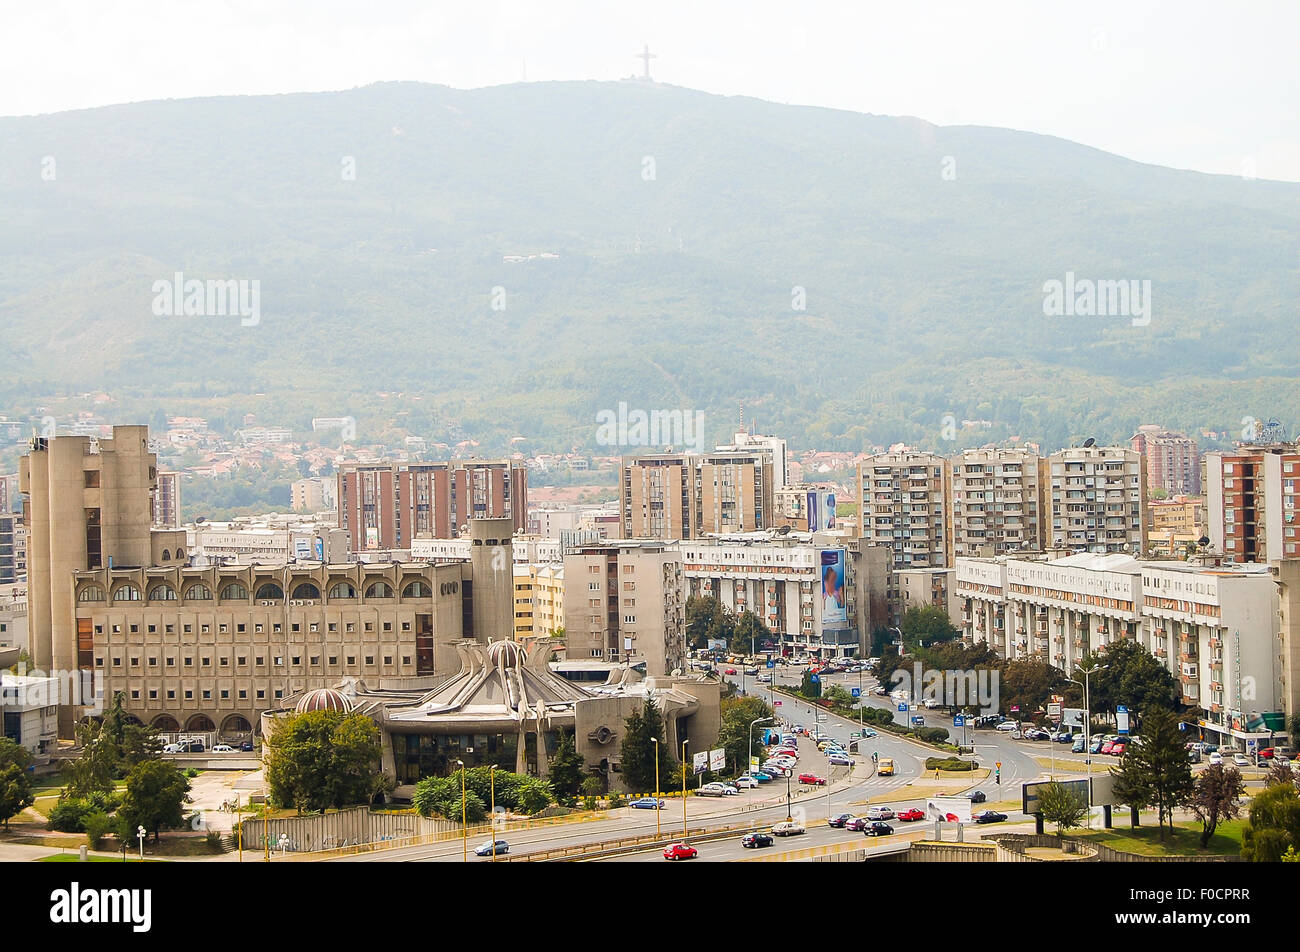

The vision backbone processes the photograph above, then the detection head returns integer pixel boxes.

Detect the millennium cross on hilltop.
[636,43,657,81]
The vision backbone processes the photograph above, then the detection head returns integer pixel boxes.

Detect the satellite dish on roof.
[1198,536,1210,547]
[1082,438,1096,448]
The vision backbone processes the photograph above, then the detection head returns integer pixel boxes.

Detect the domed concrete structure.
[295,687,354,714]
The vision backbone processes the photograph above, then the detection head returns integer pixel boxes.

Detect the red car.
[1100,740,1116,755]
[663,842,698,861]
[897,808,925,822]
[1259,748,1276,760]
[1111,742,1127,756]
[724,668,737,676]
[798,773,827,786]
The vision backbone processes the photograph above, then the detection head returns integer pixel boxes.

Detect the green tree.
[618,697,676,792]
[0,738,34,830]
[800,668,822,699]
[899,604,960,647]
[264,710,383,813]
[1036,780,1089,838]
[118,759,191,843]
[685,595,731,651]
[731,610,772,656]
[716,696,774,775]
[998,658,1067,720]
[1076,640,1180,728]
[62,719,117,799]
[1190,763,1245,848]
[1241,784,1300,862]
[547,730,585,800]
[1109,708,1194,840]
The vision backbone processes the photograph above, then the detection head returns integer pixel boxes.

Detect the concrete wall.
[237,805,458,853]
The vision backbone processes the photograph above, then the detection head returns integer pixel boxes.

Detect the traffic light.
[995,761,1001,785]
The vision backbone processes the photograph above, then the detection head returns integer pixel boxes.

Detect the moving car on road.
[964,790,987,803]
[866,806,895,821]
[630,797,666,809]
[475,840,509,856]
[741,832,774,849]
[897,808,925,822]
[878,758,895,776]
[771,821,807,837]
[827,753,854,767]
[1233,753,1251,767]
[828,813,854,828]
[798,773,827,785]
[844,816,870,832]
[663,842,698,860]
[974,811,1007,824]
[864,821,895,837]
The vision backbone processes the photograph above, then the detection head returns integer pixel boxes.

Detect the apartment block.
[951,448,1045,557]
[1205,444,1300,562]
[1045,446,1146,554]
[291,476,336,514]
[512,562,565,640]
[338,460,528,551]
[0,513,20,583]
[1132,425,1201,495]
[563,541,685,676]
[621,450,773,540]
[681,537,862,658]
[856,452,953,568]
[955,553,1280,749]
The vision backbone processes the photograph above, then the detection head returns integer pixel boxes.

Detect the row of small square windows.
[97,654,408,667]
[97,620,408,634]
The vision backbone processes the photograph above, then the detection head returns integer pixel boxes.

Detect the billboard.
[1062,708,1086,728]
[1116,705,1130,735]
[709,748,726,771]
[806,490,838,531]
[926,796,972,824]
[819,549,847,628]
[1022,775,1116,815]
[692,751,708,775]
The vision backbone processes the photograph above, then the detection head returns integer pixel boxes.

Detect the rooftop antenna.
[636,43,657,81]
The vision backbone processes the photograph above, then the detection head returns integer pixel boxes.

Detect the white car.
[1208,752,1223,766]
[735,776,760,789]
[162,743,183,754]
[827,752,854,767]
[211,744,237,752]
[995,721,1019,732]
[1233,753,1250,767]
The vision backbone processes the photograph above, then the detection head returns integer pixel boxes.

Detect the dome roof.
[295,688,354,714]
[487,640,525,668]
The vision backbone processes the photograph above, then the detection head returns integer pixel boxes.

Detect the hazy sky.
[4,0,1297,181]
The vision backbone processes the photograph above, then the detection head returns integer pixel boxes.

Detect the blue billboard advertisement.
[819,548,847,628]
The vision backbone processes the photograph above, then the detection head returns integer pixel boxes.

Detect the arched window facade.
[254,583,284,601]
[364,581,393,598]
[402,580,430,598]
[185,584,212,600]
[148,584,177,601]
[219,583,248,600]
[291,582,321,600]
[328,582,357,599]
[78,586,106,602]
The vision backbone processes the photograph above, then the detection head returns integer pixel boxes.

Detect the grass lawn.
[38,853,153,863]
[1073,818,1244,857]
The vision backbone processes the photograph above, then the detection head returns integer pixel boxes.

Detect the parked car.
[211,744,237,753]
[1100,740,1116,755]
[828,753,854,767]
[474,839,509,857]
[1090,737,1105,754]
[1110,742,1127,756]
[1053,732,1074,743]
[1208,752,1224,766]
[663,842,698,860]
[741,832,774,849]
[1024,728,1051,741]
[696,783,729,797]
[798,773,827,786]
[748,771,775,783]
[734,777,760,790]
[163,743,183,754]
[239,740,254,752]
[1071,737,1087,753]
[1274,746,1296,761]
[897,808,925,822]
[866,806,895,820]
[964,790,987,803]
[974,811,1008,824]
[771,821,807,837]
[183,742,205,753]
[864,821,895,837]
[996,721,1020,732]
[720,784,739,796]
[630,797,666,809]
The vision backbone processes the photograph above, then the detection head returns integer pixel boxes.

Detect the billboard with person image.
[819,548,847,628]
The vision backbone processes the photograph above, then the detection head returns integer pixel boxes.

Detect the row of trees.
[263,709,387,813]
[685,596,775,655]
[412,766,554,822]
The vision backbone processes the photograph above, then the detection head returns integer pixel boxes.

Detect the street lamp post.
[651,736,661,840]
[1067,663,1108,827]
[456,759,467,862]
[785,769,793,821]
[137,825,145,862]
[489,765,498,861]
[680,739,689,838]
[749,716,773,802]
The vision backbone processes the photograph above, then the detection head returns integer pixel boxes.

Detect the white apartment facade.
[856,452,953,569]
[1046,447,1146,554]
[951,448,1044,557]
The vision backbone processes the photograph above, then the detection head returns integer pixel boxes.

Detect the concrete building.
[951,448,1045,558]
[563,540,686,676]
[0,582,28,656]
[1204,444,1300,562]
[1132,425,1201,496]
[895,567,962,627]
[856,452,953,569]
[153,471,182,528]
[0,672,58,760]
[955,552,1282,749]
[0,513,20,583]
[680,534,863,658]
[717,431,789,489]
[290,477,336,514]
[185,522,349,566]
[19,426,165,733]
[1045,446,1146,554]
[337,460,528,551]
[621,450,774,540]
